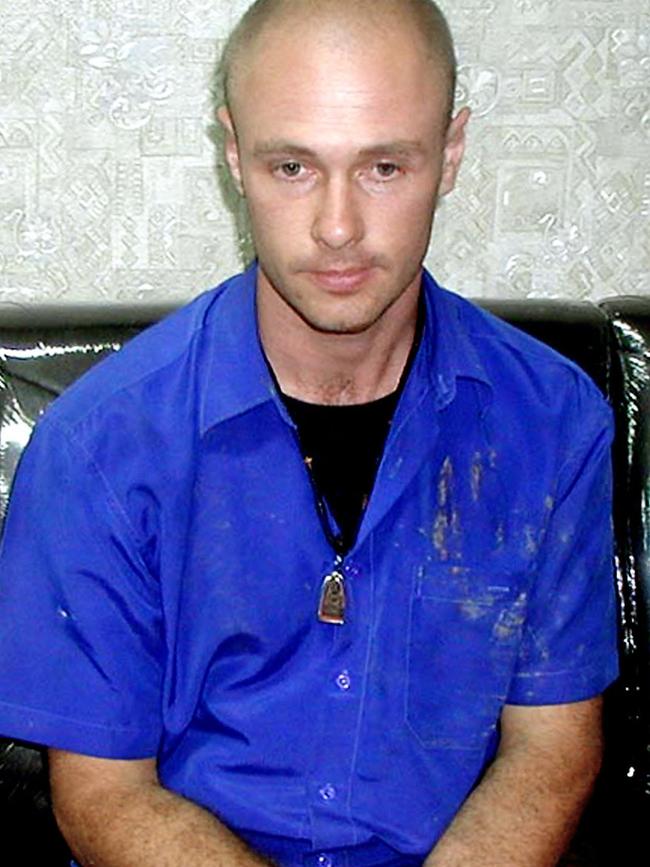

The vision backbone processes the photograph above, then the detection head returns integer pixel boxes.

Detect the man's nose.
[311,178,364,250]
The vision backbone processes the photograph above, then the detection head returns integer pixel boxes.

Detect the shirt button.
[319,783,337,801]
[335,670,351,691]
[345,561,361,577]
[317,855,333,867]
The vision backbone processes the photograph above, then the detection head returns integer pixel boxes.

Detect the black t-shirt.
[283,390,399,552]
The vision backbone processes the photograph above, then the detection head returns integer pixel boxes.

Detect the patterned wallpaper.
[0,0,647,304]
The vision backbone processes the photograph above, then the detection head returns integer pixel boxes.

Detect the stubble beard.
[267,266,420,338]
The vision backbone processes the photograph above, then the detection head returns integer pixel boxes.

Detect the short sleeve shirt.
[0,265,618,861]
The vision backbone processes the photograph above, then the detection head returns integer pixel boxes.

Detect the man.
[0,1,617,865]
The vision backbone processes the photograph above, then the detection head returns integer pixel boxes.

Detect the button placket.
[310,555,369,849]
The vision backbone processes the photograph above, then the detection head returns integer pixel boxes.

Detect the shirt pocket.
[405,564,527,750]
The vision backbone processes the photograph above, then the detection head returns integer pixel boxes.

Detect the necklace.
[274,295,425,625]
[301,453,349,625]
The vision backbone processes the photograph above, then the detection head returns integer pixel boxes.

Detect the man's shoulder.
[42,270,251,442]
[428,281,613,450]
[439,284,608,405]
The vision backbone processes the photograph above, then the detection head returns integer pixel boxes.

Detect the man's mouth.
[306,267,376,292]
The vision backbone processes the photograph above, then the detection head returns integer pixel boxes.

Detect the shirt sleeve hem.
[0,700,160,758]
[506,660,619,706]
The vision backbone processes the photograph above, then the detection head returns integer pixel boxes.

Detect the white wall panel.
[0,0,647,303]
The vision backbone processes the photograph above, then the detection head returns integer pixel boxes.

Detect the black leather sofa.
[0,297,648,865]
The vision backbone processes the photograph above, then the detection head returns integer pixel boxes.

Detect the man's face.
[220,16,468,336]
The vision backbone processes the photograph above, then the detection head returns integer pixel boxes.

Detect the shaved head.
[221,0,457,123]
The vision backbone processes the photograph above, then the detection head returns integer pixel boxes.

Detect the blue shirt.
[0,266,618,866]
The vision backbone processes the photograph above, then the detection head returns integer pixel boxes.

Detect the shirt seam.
[511,660,614,679]
[45,416,155,573]
[0,698,156,734]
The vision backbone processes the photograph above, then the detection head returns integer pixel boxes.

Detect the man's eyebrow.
[252,140,427,159]
[253,141,317,158]
[357,140,427,158]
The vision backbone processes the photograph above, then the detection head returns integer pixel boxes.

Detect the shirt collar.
[200,264,492,435]
[417,269,492,409]
[200,261,278,435]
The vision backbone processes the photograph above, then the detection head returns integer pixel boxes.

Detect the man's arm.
[49,750,277,867]
[425,697,602,867]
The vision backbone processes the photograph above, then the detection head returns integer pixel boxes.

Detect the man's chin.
[258,266,415,337]
[294,305,388,337]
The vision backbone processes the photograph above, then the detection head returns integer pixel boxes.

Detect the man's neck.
[257,276,421,406]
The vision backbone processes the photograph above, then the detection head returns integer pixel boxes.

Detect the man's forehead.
[222,0,456,128]
[233,17,444,118]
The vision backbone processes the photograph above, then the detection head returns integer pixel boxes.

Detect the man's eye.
[277,161,304,178]
[373,162,400,179]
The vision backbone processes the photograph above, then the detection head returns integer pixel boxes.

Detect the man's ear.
[217,106,244,195]
[438,106,471,198]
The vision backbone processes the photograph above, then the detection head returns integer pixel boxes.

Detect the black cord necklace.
[301,452,349,624]
[270,298,425,625]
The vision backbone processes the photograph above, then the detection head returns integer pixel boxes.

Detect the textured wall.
[0,0,647,304]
